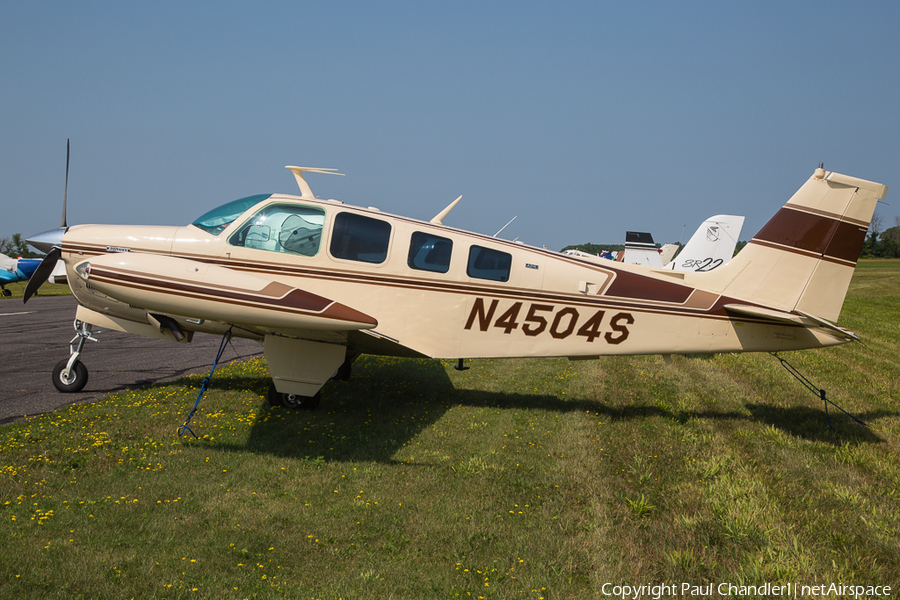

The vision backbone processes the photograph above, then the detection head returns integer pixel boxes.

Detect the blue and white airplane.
[0,253,41,296]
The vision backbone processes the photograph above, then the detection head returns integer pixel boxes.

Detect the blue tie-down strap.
[178,328,234,438]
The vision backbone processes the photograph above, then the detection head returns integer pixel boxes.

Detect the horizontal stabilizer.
[724,304,859,341]
[795,309,860,342]
[723,303,805,325]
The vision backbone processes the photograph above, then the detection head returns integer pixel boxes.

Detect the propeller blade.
[23,247,62,304]
[61,139,69,228]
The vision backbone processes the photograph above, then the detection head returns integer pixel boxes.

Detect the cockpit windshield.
[191,194,272,235]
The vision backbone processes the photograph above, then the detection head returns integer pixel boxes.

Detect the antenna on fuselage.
[285,166,344,199]
[494,215,517,237]
[61,139,70,228]
[431,195,462,225]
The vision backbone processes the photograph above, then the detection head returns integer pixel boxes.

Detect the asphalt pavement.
[0,295,263,424]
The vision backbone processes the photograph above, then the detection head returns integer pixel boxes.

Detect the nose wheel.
[52,359,88,392]
[52,320,99,393]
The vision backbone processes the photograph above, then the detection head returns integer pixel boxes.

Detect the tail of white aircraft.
[666,215,744,272]
[622,231,663,267]
[689,167,887,322]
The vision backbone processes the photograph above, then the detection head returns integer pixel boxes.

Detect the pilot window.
[330,212,392,263]
[467,246,511,282]
[192,194,272,236]
[227,203,326,257]
[408,231,452,273]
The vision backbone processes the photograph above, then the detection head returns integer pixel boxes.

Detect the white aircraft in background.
[664,215,745,272]
[24,158,886,410]
[621,216,745,271]
[574,214,744,272]
[621,231,664,268]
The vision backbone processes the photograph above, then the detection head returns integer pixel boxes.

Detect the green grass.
[1,281,71,299]
[2,260,899,599]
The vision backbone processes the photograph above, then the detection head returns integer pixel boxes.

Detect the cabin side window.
[330,212,392,264]
[228,203,326,257]
[467,245,511,282]
[408,231,452,273]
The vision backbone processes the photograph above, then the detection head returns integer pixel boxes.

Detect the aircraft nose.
[26,227,67,254]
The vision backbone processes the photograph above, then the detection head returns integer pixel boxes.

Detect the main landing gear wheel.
[267,381,321,410]
[333,360,352,381]
[52,359,89,393]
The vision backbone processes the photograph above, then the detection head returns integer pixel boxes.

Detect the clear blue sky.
[2,1,899,252]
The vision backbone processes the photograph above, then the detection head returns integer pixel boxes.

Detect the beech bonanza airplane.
[25,163,887,409]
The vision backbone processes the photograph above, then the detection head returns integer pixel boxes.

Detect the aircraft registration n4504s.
[24,158,887,410]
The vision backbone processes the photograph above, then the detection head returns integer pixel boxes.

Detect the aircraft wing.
[1,254,38,285]
[72,252,378,333]
[0,269,19,284]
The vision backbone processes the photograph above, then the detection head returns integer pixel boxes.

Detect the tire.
[267,381,321,410]
[332,360,352,381]
[52,359,89,393]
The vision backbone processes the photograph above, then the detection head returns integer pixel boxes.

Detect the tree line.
[861,214,900,258]
[0,234,42,258]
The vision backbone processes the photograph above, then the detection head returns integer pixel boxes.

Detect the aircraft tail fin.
[659,243,679,266]
[667,215,744,272]
[622,231,663,268]
[690,168,887,322]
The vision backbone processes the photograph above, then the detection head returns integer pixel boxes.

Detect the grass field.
[0,281,71,299]
[1,261,898,599]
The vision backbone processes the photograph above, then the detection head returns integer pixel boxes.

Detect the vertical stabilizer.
[622,231,663,268]
[666,215,744,272]
[709,168,887,322]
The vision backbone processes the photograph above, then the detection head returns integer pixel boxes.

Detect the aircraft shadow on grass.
[198,358,887,463]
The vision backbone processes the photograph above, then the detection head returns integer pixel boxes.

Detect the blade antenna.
[430,195,462,225]
[61,139,69,228]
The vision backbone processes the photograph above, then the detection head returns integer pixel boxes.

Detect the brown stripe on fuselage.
[682,289,720,310]
[603,270,694,304]
[90,266,339,317]
[316,297,379,327]
[65,234,750,320]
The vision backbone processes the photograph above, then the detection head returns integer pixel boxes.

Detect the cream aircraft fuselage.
[27,166,888,404]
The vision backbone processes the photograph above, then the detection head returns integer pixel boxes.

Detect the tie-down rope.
[770,352,865,431]
[178,327,234,438]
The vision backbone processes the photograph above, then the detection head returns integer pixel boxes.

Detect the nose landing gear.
[52,320,100,393]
